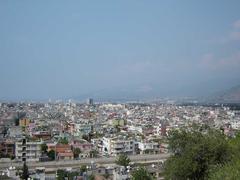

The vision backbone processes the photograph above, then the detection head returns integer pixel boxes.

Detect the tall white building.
[15,137,43,162]
[102,137,136,156]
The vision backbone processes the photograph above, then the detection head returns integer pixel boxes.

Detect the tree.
[208,132,240,179]
[89,149,98,158]
[56,169,79,180]
[209,159,240,180]
[21,162,29,180]
[82,134,90,142]
[67,171,79,180]
[58,137,68,144]
[103,172,110,179]
[41,143,48,153]
[164,128,231,180]
[73,148,81,159]
[88,174,95,180]
[56,169,67,180]
[115,154,131,168]
[47,149,56,160]
[131,167,153,180]
[80,165,87,173]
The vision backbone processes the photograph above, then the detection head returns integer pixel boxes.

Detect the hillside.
[210,85,240,103]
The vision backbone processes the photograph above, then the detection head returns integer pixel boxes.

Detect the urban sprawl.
[0,100,240,179]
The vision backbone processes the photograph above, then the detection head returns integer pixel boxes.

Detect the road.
[0,153,170,171]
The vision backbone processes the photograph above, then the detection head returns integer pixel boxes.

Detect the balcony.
[112,144,124,149]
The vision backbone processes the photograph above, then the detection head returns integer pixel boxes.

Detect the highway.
[0,153,170,171]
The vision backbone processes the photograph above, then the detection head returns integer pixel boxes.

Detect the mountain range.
[208,85,240,103]
[74,83,240,103]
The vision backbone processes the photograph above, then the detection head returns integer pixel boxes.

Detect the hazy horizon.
[1,1,240,101]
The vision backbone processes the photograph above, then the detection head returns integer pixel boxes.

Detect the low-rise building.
[138,141,160,154]
[0,140,15,158]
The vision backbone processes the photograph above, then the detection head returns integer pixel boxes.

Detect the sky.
[0,1,240,101]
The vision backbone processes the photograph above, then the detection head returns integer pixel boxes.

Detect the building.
[102,137,136,156]
[113,166,130,180]
[15,137,43,162]
[73,124,92,137]
[138,141,160,154]
[32,131,51,140]
[86,98,94,105]
[47,144,74,160]
[0,140,15,158]
[19,118,30,127]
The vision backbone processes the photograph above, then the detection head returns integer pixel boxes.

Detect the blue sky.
[1,1,240,101]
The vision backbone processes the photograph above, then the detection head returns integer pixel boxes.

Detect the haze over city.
[2,1,240,180]
[1,1,240,101]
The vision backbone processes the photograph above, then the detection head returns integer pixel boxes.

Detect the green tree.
[56,169,67,180]
[209,159,240,180]
[131,167,153,180]
[208,132,240,179]
[20,162,29,180]
[67,171,79,180]
[58,137,68,144]
[115,154,131,168]
[82,134,90,142]
[103,172,110,179]
[88,174,95,180]
[41,143,48,153]
[47,149,56,160]
[89,149,98,158]
[80,165,87,173]
[73,148,81,159]
[164,128,231,180]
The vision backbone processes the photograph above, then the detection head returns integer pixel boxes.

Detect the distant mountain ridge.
[208,85,240,103]
[73,83,240,103]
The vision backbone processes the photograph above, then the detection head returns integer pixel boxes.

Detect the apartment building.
[102,136,136,156]
[138,141,160,154]
[15,137,43,162]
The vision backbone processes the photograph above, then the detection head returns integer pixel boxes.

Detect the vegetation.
[58,137,68,144]
[56,169,79,180]
[20,162,29,180]
[80,165,87,173]
[131,166,153,180]
[208,132,240,179]
[73,148,81,158]
[164,128,233,180]
[41,143,48,153]
[47,149,56,160]
[115,154,131,168]
[209,159,240,179]
[56,169,67,180]
[88,174,95,180]
[89,149,99,158]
